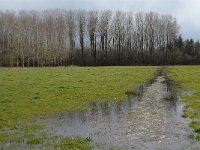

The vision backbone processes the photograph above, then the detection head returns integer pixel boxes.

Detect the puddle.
[1,76,200,149]
[41,76,200,149]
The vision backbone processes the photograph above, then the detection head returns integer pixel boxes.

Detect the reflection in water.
[44,76,199,149]
[46,97,140,139]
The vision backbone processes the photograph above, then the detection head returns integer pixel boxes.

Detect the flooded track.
[1,76,200,149]
[43,76,200,149]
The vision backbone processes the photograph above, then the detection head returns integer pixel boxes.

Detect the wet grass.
[169,66,200,140]
[0,66,157,129]
[0,123,44,144]
[0,121,91,149]
[55,137,92,150]
[0,66,157,148]
[0,66,156,129]
[0,132,8,142]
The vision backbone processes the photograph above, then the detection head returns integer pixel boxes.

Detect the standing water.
[43,76,200,149]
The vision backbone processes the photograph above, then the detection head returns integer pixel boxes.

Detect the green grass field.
[0,66,157,129]
[1,66,200,148]
[169,66,200,139]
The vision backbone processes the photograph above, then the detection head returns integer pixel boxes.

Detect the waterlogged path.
[44,76,200,149]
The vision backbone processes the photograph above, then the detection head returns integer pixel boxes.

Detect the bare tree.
[66,10,76,65]
[87,10,98,65]
[135,12,145,64]
[98,10,112,64]
[111,11,126,64]
[77,10,87,65]
[0,9,183,67]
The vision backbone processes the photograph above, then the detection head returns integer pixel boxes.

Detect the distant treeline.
[0,9,199,67]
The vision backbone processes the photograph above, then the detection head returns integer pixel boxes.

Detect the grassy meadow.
[0,66,157,129]
[1,65,200,148]
[169,66,200,139]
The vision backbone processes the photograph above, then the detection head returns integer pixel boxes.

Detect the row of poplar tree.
[0,9,199,67]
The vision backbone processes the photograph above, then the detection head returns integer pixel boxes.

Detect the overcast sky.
[0,0,199,40]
